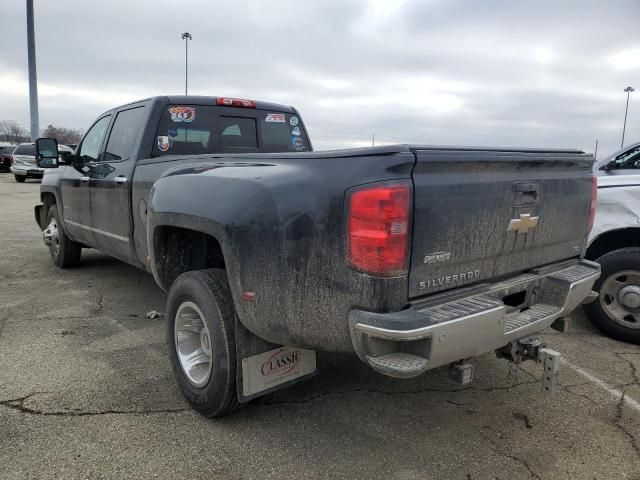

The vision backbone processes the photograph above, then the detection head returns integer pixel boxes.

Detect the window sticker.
[289,116,299,126]
[265,113,286,123]
[291,126,301,136]
[157,136,170,152]
[291,136,304,149]
[168,106,195,123]
[168,128,178,137]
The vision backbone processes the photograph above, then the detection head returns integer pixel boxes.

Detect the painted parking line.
[561,358,640,413]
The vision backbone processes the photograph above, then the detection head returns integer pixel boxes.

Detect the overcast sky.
[1,0,639,155]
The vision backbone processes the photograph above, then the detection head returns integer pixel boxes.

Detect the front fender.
[39,171,68,236]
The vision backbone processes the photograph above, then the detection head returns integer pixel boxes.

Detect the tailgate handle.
[513,182,539,206]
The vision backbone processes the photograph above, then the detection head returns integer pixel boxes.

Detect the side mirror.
[600,160,615,171]
[58,150,73,165]
[35,138,59,168]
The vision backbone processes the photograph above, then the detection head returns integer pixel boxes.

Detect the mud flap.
[34,204,44,229]
[235,317,317,403]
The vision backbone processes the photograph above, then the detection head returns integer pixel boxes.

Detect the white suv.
[10,143,74,182]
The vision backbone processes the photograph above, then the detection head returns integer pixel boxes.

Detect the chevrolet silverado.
[34,95,600,417]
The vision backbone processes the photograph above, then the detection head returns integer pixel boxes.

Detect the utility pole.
[181,32,192,95]
[594,139,598,161]
[621,86,634,148]
[372,130,375,147]
[26,0,39,141]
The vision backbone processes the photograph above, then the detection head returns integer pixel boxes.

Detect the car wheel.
[14,175,26,183]
[166,269,240,417]
[44,205,82,268]
[584,247,640,344]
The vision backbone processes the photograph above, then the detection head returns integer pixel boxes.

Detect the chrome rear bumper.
[349,259,600,378]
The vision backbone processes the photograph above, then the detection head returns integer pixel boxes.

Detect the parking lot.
[0,174,639,479]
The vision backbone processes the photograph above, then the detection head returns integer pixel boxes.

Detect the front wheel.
[44,205,82,268]
[166,269,240,417]
[14,175,26,183]
[584,248,640,344]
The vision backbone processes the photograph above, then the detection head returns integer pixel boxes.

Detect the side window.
[103,107,145,162]
[605,147,640,170]
[78,116,111,163]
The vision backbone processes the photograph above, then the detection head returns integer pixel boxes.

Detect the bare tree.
[0,121,29,143]
[41,125,84,145]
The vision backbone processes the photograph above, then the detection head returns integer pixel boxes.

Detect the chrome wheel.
[43,218,60,257]
[174,302,213,387]
[600,270,640,329]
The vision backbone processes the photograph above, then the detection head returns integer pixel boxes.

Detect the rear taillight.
[347,183,411,276]
[587,176,597,233]
[216,97,256,108]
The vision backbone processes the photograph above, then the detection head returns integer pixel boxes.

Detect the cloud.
[0,0,638,156]
[609,47,640,71]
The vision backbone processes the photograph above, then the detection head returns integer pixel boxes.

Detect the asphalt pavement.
[1,174,639,479]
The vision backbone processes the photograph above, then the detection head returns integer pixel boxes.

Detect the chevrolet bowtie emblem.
[507,213,539,234]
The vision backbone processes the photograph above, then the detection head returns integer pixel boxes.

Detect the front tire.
[14,175,26,183]
[584,248,640,344]
[44,205,82,268]
[166,269,240,417]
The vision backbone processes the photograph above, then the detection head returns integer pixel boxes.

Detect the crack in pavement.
[615,391,640,457]
[0,260,33,282]
[6,315,96,325]
[562,380,640,458]
[0,313,7,339]
[615,352,640,387]
[556,378,633,405]
[0,392,190,417]
[479,425,541,479]
[560,382,600,406]
[94,289,104,312]
[256,378,540,407]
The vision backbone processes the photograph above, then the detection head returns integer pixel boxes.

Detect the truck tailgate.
[408,147,594,299]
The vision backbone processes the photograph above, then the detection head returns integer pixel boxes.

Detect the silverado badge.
[507,213,539,234]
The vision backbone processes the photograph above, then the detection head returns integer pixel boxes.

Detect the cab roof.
[165,96,296,113]
[112,95,296,113]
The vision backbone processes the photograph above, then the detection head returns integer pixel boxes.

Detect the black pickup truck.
[34,95,600,417]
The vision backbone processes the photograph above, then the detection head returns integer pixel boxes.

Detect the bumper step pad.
[366,353,429,378]
[418,296,501,323]
[503,303,559,333]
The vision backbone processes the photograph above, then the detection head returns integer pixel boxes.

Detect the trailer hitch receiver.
[496,337,561,394]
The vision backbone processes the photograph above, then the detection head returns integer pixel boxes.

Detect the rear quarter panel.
[137,150,415,351]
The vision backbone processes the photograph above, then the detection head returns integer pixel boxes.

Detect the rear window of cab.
[153,105,309,156]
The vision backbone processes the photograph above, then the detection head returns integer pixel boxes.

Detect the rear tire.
[15,175,25,183]
[44,205,82,268]
[584,248,640,344]
[166,269,240,417]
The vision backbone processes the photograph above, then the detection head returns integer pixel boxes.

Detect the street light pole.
[181,32,192,95]
[26,0,39,141]
[621,86,634,148]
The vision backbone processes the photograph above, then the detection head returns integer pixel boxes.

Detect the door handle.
[80,176,90,183]
[115,176,128,185]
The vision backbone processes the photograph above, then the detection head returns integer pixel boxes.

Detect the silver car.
[10,143,74,183]
[584,141,640,343]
